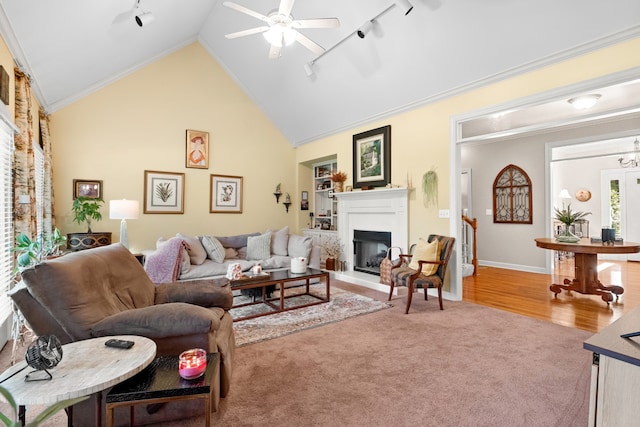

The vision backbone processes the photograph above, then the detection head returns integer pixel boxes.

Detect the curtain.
[39,108,55,230]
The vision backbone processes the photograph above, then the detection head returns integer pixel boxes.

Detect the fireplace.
[353,230,391,276]
[333,188,408,291]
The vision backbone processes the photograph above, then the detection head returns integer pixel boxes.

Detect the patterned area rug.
[231,285,392,347]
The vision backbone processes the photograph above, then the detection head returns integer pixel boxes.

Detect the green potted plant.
[13,228,66,271]
[0,385,86,426]
[67,197,111,251]
[554,203,591,243]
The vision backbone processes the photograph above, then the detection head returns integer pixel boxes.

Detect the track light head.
[395,0,414,15]
[357,20,374,39]
[304,62,315,77]
[135,11,155,27]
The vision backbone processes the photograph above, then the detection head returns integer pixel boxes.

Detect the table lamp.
[109,199,139,249]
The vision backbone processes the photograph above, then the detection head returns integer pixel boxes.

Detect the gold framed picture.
[144,170,185,214]
[210,174,243,213]
[185,129,209,169]
[73,179,103,199]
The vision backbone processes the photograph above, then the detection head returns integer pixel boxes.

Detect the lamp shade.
[109,199,139,220]
[558,189,571,200]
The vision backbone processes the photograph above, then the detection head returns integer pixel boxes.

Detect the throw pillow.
[268,226,289,256]
[409,238,440,276]
[224,247,238,259]
[176,233,207,265]
[200,235,225,263]
[246,232,272,260]
[288,234,313,259]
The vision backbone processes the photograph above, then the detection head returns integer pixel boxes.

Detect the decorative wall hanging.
[492,164,532,224]
[422,168,438,208]
[576,189,592,202]
[73,179,103,199]
[352,125,391,189]
[144,170,185,214]
[185,129,209,169]
[210,174,243,213]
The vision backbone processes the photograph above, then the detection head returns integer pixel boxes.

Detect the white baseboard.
[478,260,546,274]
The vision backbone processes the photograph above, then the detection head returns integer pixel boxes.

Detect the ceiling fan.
[223,0,340,59]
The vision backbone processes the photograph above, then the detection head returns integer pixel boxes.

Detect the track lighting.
[135,11,155,27]
[357,20,374,39]
[304,62,315,77]
[395,0,414,15]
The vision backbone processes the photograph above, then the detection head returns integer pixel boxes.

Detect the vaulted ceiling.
[0,0,639,146]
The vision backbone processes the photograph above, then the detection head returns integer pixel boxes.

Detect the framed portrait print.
[186,129,209,169]
[73,179,103,199]
[352,125,391,188]
[144,170,185,214]
[210,174,243,213]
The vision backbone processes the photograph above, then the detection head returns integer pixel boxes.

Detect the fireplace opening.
[353,230,391,276]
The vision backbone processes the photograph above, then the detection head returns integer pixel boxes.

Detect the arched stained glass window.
[493,164,532,224]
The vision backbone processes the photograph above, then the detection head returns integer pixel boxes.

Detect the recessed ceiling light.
[567,94,602,110]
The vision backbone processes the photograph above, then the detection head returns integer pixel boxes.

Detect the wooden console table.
[535,237,640,303]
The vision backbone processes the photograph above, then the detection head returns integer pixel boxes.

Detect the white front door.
[624,170,640,261]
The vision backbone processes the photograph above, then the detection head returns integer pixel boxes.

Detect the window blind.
[0,117,14,325]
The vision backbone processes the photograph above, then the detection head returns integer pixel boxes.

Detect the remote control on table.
[105,339,135,349]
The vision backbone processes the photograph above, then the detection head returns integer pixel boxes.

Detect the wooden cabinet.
[584,305,640,426]
[312,160,338,231]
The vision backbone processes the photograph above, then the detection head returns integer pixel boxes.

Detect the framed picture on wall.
[73,179,103,199]
[143,170,185,214]
[210,174,243,213]
[185,129,209,169]
[352,125,391,188]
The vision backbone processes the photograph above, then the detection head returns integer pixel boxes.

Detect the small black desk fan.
[25,335,63,381]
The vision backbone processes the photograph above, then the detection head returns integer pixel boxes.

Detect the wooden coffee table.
[230,268,330,321]
[0,335,156,426]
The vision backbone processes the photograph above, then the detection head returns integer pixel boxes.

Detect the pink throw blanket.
[144,237,188,284]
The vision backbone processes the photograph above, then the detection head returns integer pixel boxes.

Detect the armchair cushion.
[91,302,220,338]
[154,278,233,309]
[408,238,440,276]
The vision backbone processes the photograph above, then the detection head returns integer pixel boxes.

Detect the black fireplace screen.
[353,230,391,276]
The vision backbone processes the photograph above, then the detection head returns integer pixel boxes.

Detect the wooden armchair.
[388,234,456,313]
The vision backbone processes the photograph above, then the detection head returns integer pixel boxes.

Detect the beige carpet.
[0,281,592,426]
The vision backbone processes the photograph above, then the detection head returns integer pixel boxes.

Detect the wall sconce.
[283,193,292,212]
[395,0,414,15]
[357,20,374,38]
[109,199,139,250]
[567,94,601,110]
[619,138,640,168]
[274,183,282,203]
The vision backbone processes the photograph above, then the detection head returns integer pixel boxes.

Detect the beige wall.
[50,42,295,253]
[297,37,640,250]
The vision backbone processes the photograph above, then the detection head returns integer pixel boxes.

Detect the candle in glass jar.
[178,348,207,380]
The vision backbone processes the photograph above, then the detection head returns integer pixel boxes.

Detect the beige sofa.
[145,227,320,282]
[11,243,235,425]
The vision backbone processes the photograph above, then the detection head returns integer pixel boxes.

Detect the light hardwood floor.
[463,257,640,333]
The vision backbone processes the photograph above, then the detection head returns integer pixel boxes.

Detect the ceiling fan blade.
[269,43,282,59]
[293,18,340,29]
[278,0,296,17]
[294,31,325,56]
[225,26,270,39]
[223,1,269,22]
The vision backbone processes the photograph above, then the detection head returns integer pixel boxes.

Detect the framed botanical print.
[186,129,209,169]
[73,179,103,199]
[210,174,243,213]
[352,125,391,188]
[144,170,185,214]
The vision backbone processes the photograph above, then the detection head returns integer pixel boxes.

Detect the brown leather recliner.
[10,243,235,425]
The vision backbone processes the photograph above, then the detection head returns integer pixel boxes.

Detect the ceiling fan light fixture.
[567,94,601,110]
[357,20,374,39]
[263,25,297,47]
[395,0,414,15]
[135,11,155,27]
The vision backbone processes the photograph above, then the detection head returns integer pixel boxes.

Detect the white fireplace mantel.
[333,187,409,291]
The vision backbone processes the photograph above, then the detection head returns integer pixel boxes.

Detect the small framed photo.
[144,170,185,214]
[353,125,391,189]
[186,129,209,169]
[73,179,103,199]
[301,191,309,211]
[210,174,243,213]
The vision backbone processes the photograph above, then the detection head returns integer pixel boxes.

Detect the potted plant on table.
[67,196,111,251]
[321,235,343,271]
[13,228,66,271]
[554,203,591,243]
